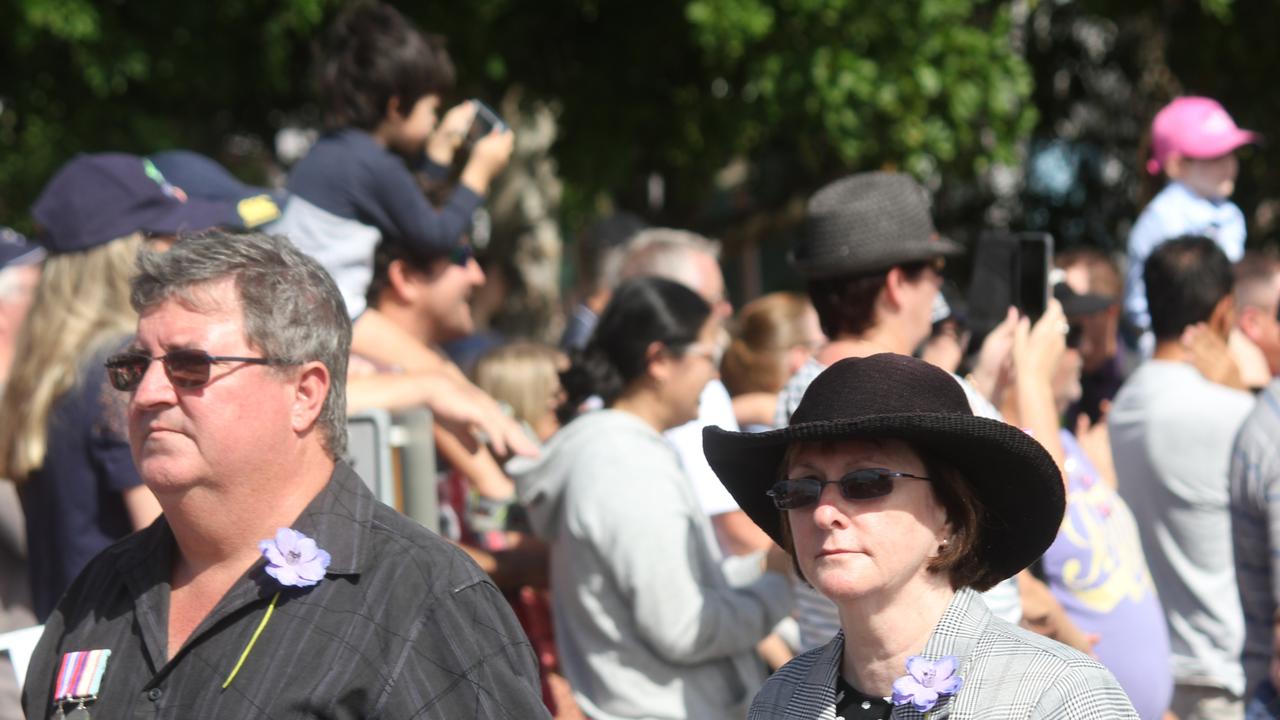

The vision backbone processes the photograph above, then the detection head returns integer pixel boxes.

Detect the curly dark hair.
[319,2,456,131]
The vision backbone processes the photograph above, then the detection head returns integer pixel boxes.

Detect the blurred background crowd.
[2,0,1280,719]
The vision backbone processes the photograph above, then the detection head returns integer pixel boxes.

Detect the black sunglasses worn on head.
[1065,322,1084,350]
[105,350,290,392]
[766,468,932,510]
[449,243,474,267]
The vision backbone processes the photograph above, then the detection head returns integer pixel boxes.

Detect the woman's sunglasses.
[104,350,289,392]
[766,468,932,510]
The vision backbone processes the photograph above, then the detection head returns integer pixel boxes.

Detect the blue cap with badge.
[30,153,279,255]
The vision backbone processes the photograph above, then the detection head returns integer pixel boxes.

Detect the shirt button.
[146,688,163,701]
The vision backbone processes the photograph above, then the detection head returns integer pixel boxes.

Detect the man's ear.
[291,361,330,437]
[1237,305,1263,343]
[385,96,405,122]
[881,266,908,312]
[1164,152,1186,180]
[386,259,419,303]
[1210,295,1236,339]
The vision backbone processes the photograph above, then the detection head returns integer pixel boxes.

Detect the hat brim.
[143,197,249,236]
[704,412,1064,583]
[792,235,965,279]
[1182,129,1260,160]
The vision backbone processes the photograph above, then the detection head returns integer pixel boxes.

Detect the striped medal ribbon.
[53,649,111,719]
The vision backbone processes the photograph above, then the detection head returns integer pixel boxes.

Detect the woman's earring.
[937,538,950,553]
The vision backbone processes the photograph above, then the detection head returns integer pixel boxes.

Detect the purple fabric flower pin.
[259,528,330,587]
[891,655,963,713]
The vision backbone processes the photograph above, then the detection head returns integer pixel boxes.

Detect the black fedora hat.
[790,172,964,280]
[703,353,1064,583]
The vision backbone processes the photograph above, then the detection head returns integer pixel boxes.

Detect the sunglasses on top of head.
[448,243,475,267]
[104,349,292,392]
[766,468,932,510]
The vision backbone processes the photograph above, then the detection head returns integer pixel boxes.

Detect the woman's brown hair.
[721,291,817,396]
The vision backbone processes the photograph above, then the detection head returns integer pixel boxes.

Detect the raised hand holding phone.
[427,101,479,166]
[463,105,517,193]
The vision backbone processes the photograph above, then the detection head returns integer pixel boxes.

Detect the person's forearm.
[351,310,447,373]
[1016,372,1066,474]
[432,424,515,501]
[731,392,778,429]
[122,484,162,531]
[346,372,440,414]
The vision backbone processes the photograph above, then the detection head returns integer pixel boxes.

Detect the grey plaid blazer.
[749,588,1138,719]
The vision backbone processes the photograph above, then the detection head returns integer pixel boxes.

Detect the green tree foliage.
[0,0,1035,233]
[0,0,339,226]
[1019,0,1280,250]
[422,0,1036,226]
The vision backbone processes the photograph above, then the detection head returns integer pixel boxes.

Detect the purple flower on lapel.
[891,655,963,713]
[259,528,330,587]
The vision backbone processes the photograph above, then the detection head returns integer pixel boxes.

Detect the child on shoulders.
[1125,96,1258,343]
[276,1,512,330]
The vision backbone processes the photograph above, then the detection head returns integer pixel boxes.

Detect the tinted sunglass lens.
[164,351,214,387]
[105,355,148,391]
[839,470,894,500]
[767,479,819,510]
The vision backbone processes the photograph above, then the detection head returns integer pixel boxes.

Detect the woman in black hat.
[705,353,1137,718]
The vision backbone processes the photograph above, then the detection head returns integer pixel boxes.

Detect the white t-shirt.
[666,379,743,519]
[1109,359,1254,694]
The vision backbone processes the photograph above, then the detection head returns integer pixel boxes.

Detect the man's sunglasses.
[767,468,932,510]
[105,350,290,392]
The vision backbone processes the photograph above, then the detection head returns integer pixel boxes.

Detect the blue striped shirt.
[1229,377,1280,700]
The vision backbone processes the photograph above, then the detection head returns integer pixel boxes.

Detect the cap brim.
[1182,129,1261,159]
[143,197,246,235]
[791,235,965,279]
[703,413,1064,584]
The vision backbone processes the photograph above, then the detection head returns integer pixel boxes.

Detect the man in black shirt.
[22,231,548,719]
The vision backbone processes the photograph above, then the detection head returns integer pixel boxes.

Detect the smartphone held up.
[966,231,1054,340]
[463,100,506,149]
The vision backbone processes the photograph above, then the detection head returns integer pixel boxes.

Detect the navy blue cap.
[0,227,46,269]
[30,153,270,255]
[148,150,284,228]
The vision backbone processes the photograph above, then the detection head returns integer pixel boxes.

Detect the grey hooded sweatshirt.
[510,409,792,720]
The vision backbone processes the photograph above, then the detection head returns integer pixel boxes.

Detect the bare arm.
[712,510,774,556]
[433,424,515,501]
[730,392,778,429]
[345,370,537,458]
[1017,570,1097,655]
[1012,301,1067,475]
[121,484,162,531]
[350,309,447,374]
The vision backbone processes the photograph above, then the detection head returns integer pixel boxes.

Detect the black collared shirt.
[22,463,550,719]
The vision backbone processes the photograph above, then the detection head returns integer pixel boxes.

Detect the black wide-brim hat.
[704,353,1065,583]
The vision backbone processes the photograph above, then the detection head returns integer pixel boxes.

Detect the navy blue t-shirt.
[20,342,142,621]
[286,129,482,257]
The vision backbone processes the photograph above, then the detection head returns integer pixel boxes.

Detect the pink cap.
[1147,96,1259,175]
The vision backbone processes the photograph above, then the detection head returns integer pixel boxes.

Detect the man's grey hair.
[620,228,721,290]
[131,231,351,458]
